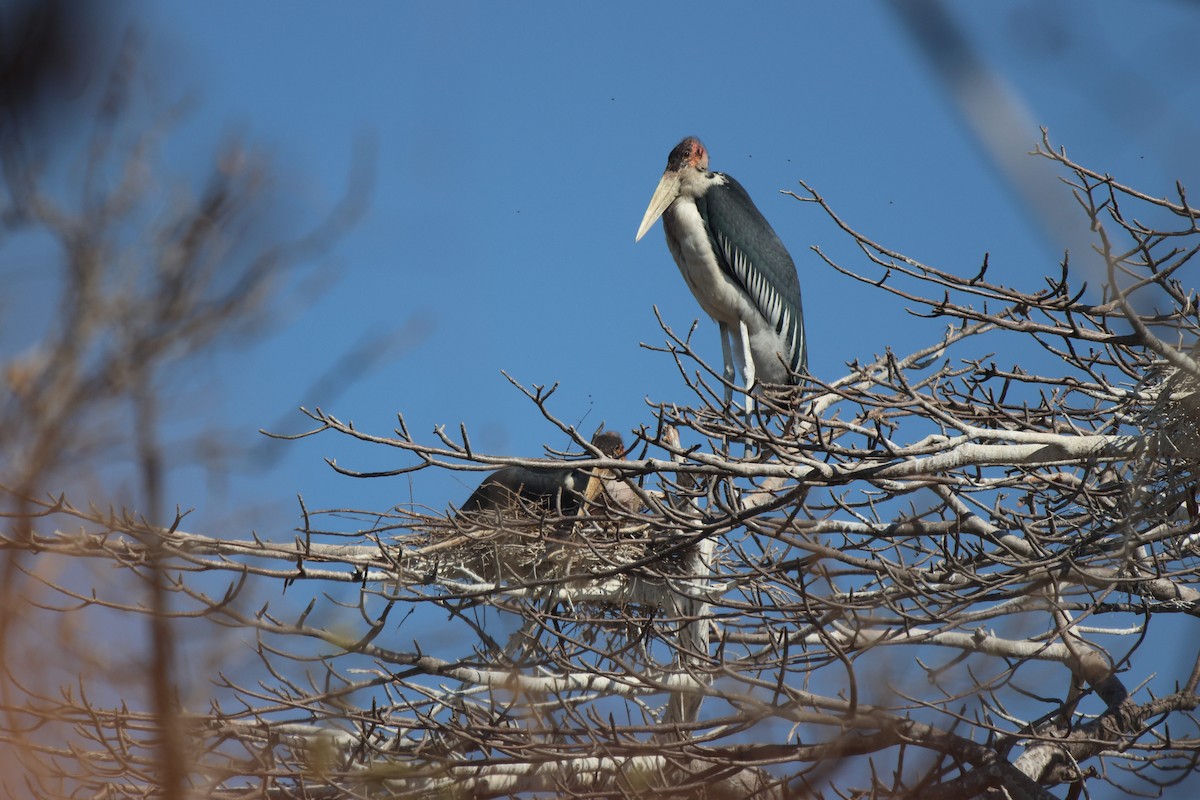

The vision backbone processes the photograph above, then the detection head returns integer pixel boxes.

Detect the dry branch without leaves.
[5,126,1200,798]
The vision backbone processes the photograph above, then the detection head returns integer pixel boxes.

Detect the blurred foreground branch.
[0,10,370,798]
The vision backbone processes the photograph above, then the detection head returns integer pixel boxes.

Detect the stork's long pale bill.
[635,172,681,243]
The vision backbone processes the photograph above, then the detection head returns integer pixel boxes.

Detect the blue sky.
[126,2,1200,528]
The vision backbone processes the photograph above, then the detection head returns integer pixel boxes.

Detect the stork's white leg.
[719,323,736,407]
[738,319,755,417]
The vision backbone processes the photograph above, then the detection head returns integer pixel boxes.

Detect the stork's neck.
[676,169,726,200]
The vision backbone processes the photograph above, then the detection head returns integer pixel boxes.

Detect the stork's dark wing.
[460,466,584,514]
[697,174,807,377]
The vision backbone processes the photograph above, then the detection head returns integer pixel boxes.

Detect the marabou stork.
[459,430,627,516]
[635,137,807,406]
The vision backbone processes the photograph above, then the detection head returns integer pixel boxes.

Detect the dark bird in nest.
[458,430,628,516]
